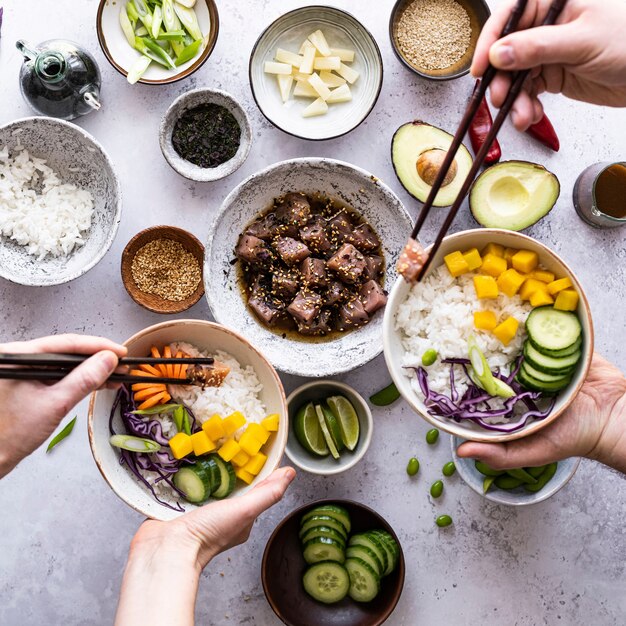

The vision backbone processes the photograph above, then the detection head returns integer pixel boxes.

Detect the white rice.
[396,264,532,398]
[0,143,94,259]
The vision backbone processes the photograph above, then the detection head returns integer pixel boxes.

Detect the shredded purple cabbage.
[411,358,556,433]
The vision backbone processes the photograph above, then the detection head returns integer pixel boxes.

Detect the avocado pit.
[417,149,458,187]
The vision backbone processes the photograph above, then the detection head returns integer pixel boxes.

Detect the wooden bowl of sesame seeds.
[121,226,205,314]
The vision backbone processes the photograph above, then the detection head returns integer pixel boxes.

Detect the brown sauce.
[595,164,626,219]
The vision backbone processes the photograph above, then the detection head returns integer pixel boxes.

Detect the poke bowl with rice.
[383,229,594,442]
[88,320,288,521]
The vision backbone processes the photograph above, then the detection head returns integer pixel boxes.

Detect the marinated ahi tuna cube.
[338,298,369,329]
[297,309,332,336]
[301,257,327,288]
[275,193,311,227]
[359,280,387,314]
[327,243,366,284]
[287,291,323,323]
[235,234,272,266]
[274,237,311,265]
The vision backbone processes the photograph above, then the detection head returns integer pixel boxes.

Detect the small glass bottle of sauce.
[574,161,626,228]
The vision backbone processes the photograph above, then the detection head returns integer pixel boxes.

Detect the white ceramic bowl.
[383,229,594,443]
[159,89,252,182]
[249,6,383,140]
[88,320,288,521]
[204,157,413,377]
[285,381,373,475]
[0,117,121,286]
[451,436,581,506]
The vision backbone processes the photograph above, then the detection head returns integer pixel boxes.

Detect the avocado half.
[391,121,473,207]
[469,160,560,231]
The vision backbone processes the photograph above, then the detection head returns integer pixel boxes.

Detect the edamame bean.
[494,475,524,490]
[436,515,453,528]
[474,460,504,477]
[524,462,558,493]
[483,476,496,494]
[506,467,538,485]
[370,382,400,406]
[426,428,439,445]
[442,461,456,477]
[527,465,548,478]
[406,457,420,476]
[430,480,444,498]
[421,349,438,366]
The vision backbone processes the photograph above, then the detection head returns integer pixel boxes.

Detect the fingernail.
[494,44,515,67]
[98,350,118,371]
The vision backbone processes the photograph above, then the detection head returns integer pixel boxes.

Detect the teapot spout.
[16,39,39,62]
[83,90,101,111]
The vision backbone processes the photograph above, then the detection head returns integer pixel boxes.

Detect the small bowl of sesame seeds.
[389,0,490,80]
[121,225,205,314]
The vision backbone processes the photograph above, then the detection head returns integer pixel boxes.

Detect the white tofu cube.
[302,97,329,118]
[330,48,355,63]
[336,62,359,84]
[308,72,332,101]
[313,56,341,71]
[308,30,332,57]
[264,61,293,75]
[326,84,352,103]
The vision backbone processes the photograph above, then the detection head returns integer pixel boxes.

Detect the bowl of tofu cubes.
[249,6,383,140]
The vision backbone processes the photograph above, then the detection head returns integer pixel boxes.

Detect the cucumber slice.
[300,526,347,549]
[302,562,349,604]
[301,505,352,534]
[530,335,582,358]
[346,546,383,577]
[303,537,346,565]
[524,343,581,374]
[348,534,388,575]
[526,307,581,352]
[173,463,214,503]
[368,530,399,574]
[299,515,348,541]
[365,531,395,576]
[209,454,236,499]
[517,368,571,394]
[522,361,573,384]
[345,558,380,603]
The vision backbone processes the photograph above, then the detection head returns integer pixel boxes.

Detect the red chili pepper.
[468,80,501,166]
[526,113,560,152]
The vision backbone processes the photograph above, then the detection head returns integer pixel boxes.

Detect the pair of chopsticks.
[411,0,568,282]
[0,353,214,385]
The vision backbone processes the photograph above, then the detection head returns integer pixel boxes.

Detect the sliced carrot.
[172,350,183,378]
[130,369,154,378]
[151,346,167,376]
[163,346,174,378]
[137,390,170,411]
[134,386,163,401]
[132,382,167,391]
[139,363,162,377]
[161,391,171,403]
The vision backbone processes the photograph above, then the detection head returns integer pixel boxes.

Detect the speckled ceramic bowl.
[0,117,121,287]
[204,158,413,377]
[451,436,581,506]
[159,88,252,182]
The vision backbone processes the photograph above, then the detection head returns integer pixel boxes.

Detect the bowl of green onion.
[96,0,219,85]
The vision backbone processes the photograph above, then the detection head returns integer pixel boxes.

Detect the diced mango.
[530,290,555,307]
[474,310,498,331]
[191,431,216,456]
[444,251,471,277]
[480,253,508,278]
[462,248,482,271]
[503,247,518,266]
[239,432,263,456]
[554,289,579,311]
[519,278,548,301]
[235,467,255,485]
[169,432,193,460]
[202,414,226,441]
[482,243,505,257]
[493,316,519,346]
[218,438,241,462]
[511,250,539,274]
[245,423,270,445]
[473,275,499,299]
[262,414,279,432]
[223,411,246,436]
[547,276,573,295]
[231,449,251,468]
[531,269,555,283]
[243,452,267,476]
[497,268,526,297]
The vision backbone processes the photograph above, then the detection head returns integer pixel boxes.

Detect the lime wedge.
[326,395,360,451]
[314,405,340,460]
[320,404,345,452]
[294,402,329,457]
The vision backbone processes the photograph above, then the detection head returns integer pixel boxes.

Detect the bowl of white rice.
[0,117,121,286]
[383,229,593,443]
[88,319,289,521]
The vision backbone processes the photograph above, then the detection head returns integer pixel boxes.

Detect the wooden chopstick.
[0,353,214,368]
[0,368,197,385]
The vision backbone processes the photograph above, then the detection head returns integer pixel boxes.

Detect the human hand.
[471,0,626,130]
[457,354,626,471]
[0,334,126,477]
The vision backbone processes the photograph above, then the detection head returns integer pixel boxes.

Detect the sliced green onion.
[110,434,161,453]
[131,403,180,415]
[173,2,202,40]
[127,55,152,84]
[175,0,196,7]
[151,5,163,39]
[126,1,139,24]
[46,416,77,453]
[468,335,498,397]
[120,7,136,46]
[182,408,191,436]
[175,39,202,65]
[135,25,149,37]
[162,0,181,32]
[157,29,185,41]
[134,36,174,68]
[173,405,185,432]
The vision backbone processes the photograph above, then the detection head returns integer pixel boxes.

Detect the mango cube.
[191,431,216,456]
[223,411,246,436]
[482,243,505,257]
[239,432,263,456]
[444,251,471,277]
[169,432,193,459]
[243,452,268,476]
[493,316,519,345]
[531,269,555,284]
[480,253,508,278]
[519,278,548,301]
[462,248,482,271]
[547,277,573,295]
[511,250,539,274]
[530,290,555,307]
[473,275,499,299]
[218,438,241,462]
[202,414,226,441]
[231,449,251,468]
[503,247,518,266]
[245,423,270,445]
[262,414,280,432]
[497,268,526,297]
[474,310,498,331]
[554,289,579,311]
[235,467,255,485]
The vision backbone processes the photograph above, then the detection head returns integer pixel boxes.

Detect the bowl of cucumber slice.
[262,499,404,626]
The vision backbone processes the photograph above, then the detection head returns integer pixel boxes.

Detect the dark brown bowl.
[389,0,490,80]
[262,499,405,626]
[121,225,204,314]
